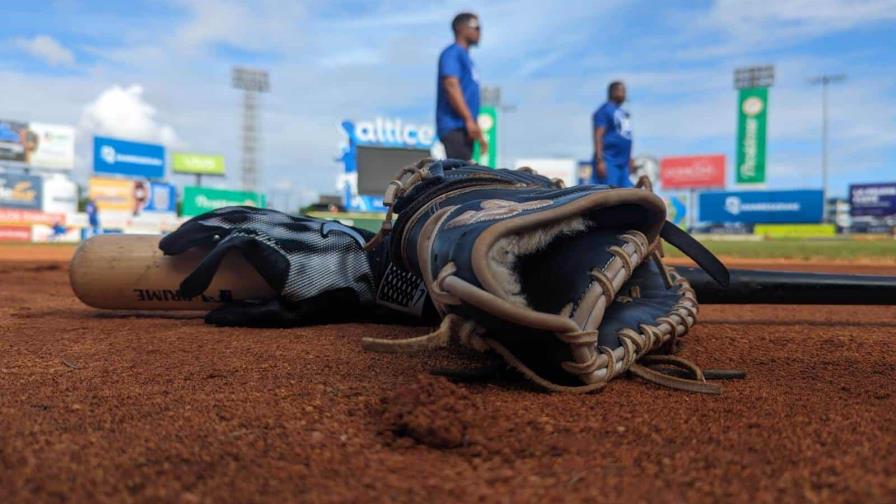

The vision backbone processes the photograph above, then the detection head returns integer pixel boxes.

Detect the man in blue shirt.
[436,12,487,161]
[592,81,634,187]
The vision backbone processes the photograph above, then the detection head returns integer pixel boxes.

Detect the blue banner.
[0,172,43,210]
[93,136,165,178]
[699,190,823,224]
[141,182,177,213]
[850,183,896,217]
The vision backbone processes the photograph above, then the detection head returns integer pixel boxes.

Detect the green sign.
[736,87,768,184]
[172,152,226,175]
[182,186,265,216]
[472,105,498,168]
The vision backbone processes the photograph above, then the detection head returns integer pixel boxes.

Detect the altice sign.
[351,117,435,149]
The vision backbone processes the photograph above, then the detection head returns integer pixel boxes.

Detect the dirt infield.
[2,245,895,502]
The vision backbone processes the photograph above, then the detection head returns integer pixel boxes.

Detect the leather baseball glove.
[362,159,734,393]
[159,206,434,326]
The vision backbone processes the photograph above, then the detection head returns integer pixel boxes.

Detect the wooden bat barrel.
[69,234,275,310]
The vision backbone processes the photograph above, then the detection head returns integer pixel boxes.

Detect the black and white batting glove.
[159,206,432,327]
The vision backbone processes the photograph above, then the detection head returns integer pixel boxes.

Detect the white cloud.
[677,0,896,59]
[79,85,180,146]
[14,35,75,67]
[173,0,307,52]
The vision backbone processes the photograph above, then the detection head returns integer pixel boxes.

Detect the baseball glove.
[159,206,434,326]
[362,159,733,393]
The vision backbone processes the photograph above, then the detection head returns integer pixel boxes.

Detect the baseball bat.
[69,234,275,310]
[70,235,896,311]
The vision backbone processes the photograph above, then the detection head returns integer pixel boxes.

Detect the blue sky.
[2,0,895,208]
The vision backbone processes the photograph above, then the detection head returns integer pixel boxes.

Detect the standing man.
[436,12,487,161]
[84,198,101,238]
[592,81,634,187]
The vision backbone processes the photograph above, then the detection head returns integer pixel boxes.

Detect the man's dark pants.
[440,128,474,161]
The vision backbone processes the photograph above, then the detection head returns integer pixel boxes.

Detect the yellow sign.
[754,224,837,238]
[88,177,135,212]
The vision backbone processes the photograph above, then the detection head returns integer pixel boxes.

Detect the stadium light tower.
[734,65,775,89]
[232,67,270,192]
[809,73,846,218]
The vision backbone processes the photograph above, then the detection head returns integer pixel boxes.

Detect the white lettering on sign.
[724,196,801,216]
[354,117,434,147]
[99,145,162,166]
[196,195,257,209]
[740,117,757,178]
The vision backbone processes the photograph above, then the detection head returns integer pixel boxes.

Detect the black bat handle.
[674,266,896,305]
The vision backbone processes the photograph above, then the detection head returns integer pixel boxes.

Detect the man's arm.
[593,126,606,178]
[442,77,487,154]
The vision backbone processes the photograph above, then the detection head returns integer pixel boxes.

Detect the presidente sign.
[736,87,768,184]
[0,173,43,210]
[345,117,435,149]
[182,186,265,217]
[172,152,225,176]
[472,105,498,168]
[850,183,896,217]
[93,136,165,179]
[699,190,823,224]
[660,155,726,189]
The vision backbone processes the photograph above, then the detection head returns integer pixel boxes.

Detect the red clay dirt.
[2,245,895,503]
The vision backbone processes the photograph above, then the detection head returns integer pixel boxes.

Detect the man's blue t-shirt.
[85,201,99,226]
[436,43,480,136]
[592,101,632,166]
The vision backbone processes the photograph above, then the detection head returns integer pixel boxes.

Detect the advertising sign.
[0,120,33,162]
[472,105,498,168]
[172,152,225,176]
[339,117,437,212]
[576,160,593,185]
[42,175,78,214]
[89,177,176,214]
[664,195,688,227]
[0,226,32,241]
[182,186,265,217]
[0,173,43,210]
[89,177,136,213]
[345,118,435,149]
[736,87,768,184]
[699,190,823,224]
[29,123,76,169]
[0,209,65,226]
[753,224,837,238]
[849,183,896,217]
[93,136,165,178]
[660,155,726,189]
[140,182,177,213]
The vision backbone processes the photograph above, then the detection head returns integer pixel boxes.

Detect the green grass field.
[664,238,895,260]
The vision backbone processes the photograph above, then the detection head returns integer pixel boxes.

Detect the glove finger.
[160,206,260,255]
[159,219,228,255]
[179,234,254,297]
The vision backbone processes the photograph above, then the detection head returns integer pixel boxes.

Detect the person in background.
[51,219,67,241]
[85,198,101,238]
[436,12,487,161]
[592,81,634,187]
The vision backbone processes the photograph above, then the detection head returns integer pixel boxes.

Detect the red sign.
[0,226,31,241]
[0,209,65,226]
[660,155,726,189]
